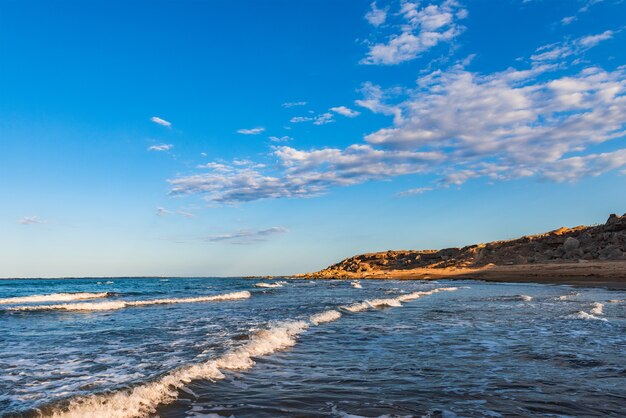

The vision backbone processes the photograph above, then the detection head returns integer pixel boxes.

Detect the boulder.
[563,237,580,252]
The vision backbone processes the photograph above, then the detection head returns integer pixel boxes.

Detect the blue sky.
[1,0,625,277]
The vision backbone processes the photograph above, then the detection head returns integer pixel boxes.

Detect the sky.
[1,0,625,278]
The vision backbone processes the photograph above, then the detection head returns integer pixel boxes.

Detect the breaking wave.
[0,292,111,305]
[343,287,458,312]
[254,281,286,288]
[568,311,607,321]
[590,302,604,316]
[41,287,458,418]
[350,281,362,289]
[5,291,251,312]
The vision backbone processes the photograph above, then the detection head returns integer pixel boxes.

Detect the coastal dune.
[300,213,626,289]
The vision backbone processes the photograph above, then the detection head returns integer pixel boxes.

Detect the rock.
[607,214,618,224]
[563,237,580,252]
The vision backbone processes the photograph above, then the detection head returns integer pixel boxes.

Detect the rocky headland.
[299,213,626,289]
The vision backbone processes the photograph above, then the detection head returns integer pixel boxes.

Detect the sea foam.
[254,282,285,288]
[43,287,458,418]
[6,291,251,312]
[0,292,111,305]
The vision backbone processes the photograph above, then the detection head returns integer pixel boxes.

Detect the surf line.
[42,287,458,418]
[5,291,252,312]
[0,292,112,305]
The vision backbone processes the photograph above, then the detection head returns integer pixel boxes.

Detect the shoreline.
[298,261,626,290]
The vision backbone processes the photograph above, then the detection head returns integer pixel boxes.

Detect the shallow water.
[1,278,625,417]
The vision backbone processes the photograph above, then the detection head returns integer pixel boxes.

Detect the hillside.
[300,213,626,287]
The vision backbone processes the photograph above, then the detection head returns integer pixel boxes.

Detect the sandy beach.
[303,261,626,290]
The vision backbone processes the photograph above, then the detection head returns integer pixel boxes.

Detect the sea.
[1,277,625,417]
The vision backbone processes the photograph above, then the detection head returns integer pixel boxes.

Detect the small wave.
[96,281,114,285]
[590,302,604,316]
[5,291,251,312]
[310,310,342,325]
[558,292,579,301]
[0,292,111,305]
[350,281,362,289]
[568,311,608,322]
[254,282,284,288]
[42,287,459,418]
[343,287,458,312]
[608,299,624,303]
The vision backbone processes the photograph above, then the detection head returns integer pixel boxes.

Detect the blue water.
[1,278,625,417]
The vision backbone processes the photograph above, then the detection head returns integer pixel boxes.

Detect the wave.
[42,287,458,417]
[310,310,342,325]
[5,291,251,312]
[0,292,111,305]
[558,292,579,301]
[254,282,285,288]
[590,302,604,316]
[568,311,607,321]
[342,287,458,312]
[350,281,362,289]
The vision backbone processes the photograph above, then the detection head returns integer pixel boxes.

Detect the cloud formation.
[148,144,173,152]
[365,2,387,27]
[237,127,265,135]
[206,227,288,244]
[282,101,307,108]
[156,207,195,218]
[150,116,171,127]
[166,28,626,205]
[18,216,46,225]
[361,0,467,65]
[169,145,442,203]
[330,106,361,117]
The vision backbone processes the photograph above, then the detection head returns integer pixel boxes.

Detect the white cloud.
[156,206,195,218]
[169,145,443,203]
[148,144,173,152]
[330,106,361,117]
[166,32,626,204]
[561,16,576,25]
[365,2,387,27]
[361,0,467,65]
[150,116,171,127]
[361,62,626,186]
[397,187,434,196]
[290,116,313,123]
[313,113,335,125]
[282,101,307,108]
[237,127,265,135]
[269,135,293,142]
[18,216,46,225]
[531,30,615,62]
[578,30,614,47]
[207,227,288,244]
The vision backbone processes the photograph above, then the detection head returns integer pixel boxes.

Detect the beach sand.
[302,261,626,290]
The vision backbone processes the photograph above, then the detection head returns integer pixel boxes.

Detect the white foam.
[590,302,604,316]
[350,281,362,289]
[254,282,283,288]
[519,295,533,302]
[49,321,308,418]
[558,292,579,301]
[568,311,607,321]
[44,287,459,418]
[0,292,110,305]
[310,310,342,325]
[6,291,251,312]
[342,287,459,312]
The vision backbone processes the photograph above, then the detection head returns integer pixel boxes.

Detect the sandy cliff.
[300,213,626,288]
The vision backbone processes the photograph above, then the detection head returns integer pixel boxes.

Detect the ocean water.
[1,278,625,417]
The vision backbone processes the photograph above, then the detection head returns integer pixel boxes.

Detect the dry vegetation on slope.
[301,214,626,283]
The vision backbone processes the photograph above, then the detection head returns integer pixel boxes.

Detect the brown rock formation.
[301,213,626,281]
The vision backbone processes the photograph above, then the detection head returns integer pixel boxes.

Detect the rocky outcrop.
[303,213,626,279]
